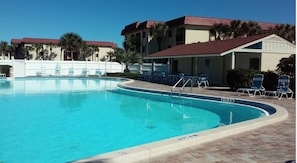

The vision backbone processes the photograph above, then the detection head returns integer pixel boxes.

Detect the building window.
[142,31,146,38]
[249,58,260,70]
[176,28,185,45]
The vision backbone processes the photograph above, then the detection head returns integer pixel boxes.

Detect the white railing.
[180,78,193,94]
[171,77,184,96]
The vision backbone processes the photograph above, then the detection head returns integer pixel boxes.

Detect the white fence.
[0,60,169,77]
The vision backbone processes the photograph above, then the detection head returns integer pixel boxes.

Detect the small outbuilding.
[145,34,295,85]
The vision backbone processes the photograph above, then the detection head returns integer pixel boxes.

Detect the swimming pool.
[0,77,286,163]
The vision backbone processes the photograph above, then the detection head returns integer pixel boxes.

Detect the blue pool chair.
[265,75,294,100]
[237,74,265,97]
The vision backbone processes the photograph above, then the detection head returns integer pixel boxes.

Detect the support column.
[152,62,155,72]
[195,57,198,76]
[231,51,235,69]
[167,59,170,73]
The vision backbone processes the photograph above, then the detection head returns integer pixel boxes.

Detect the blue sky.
[0,0,295,47]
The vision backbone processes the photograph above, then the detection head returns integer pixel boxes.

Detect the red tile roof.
[120,21,141,35]
[121,16,280,35]
[22,38,60,44]
[166,16,232,27]
[121,20,163,35]
[11,38,117,48]
[167,16,277,29]
[85,41,117,48]
[138,20,164,28]
[10,39,23,44]
[146,34,271,59]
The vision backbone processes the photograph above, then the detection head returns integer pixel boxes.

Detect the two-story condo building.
[10,38,117,61]
[121,16,278,58]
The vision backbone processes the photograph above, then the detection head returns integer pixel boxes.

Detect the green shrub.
[262,71,278,90]
[0,65,11,77]
[226,69,260,91]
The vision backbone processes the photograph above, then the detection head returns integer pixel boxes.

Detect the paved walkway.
[125,80,296,163]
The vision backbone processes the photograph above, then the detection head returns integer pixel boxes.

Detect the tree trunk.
[71,51,73,60]
[124,64,130,73]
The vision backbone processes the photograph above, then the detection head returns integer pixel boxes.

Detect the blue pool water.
[0,78,267,163]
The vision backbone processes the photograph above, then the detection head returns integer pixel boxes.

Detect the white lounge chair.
[95,69,102,76]
[265,75,294,100]
[69,68,74,76]
[237,74,265,97]
[82,68,88,76]
[197,74,209,88]
[55,65,61,76]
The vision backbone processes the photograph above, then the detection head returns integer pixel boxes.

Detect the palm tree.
[123,35,137,51]
[0,41,9,59]
[209,23,230,40]
[277,54,295,77]
[245,21,262,36]
[89,45,99,61]
[59,32,84,60]
[229,20,242,38]
[110,48,143,72]
[210,20,263,40]
[46,42,57,60]
[33,43,44,60]
[150,23,169,51]
[269,24,295,43]
[23,45,34,60]
[79,43,98,61]
[106,50,114,61]
[7,44,16,59]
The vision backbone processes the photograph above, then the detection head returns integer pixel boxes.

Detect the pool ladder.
[171,78,193,96]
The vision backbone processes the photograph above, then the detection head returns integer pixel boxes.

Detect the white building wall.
[260,36,295,71]
[86,47,114,61]
[261,52,292,71]
[24,44,114,61]
[185,29,209,44]
[263,37,296,54]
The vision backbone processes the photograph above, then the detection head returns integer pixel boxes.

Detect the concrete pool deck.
[126,80,296,163]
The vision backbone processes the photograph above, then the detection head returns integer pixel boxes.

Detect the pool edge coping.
[72,79,289,163]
